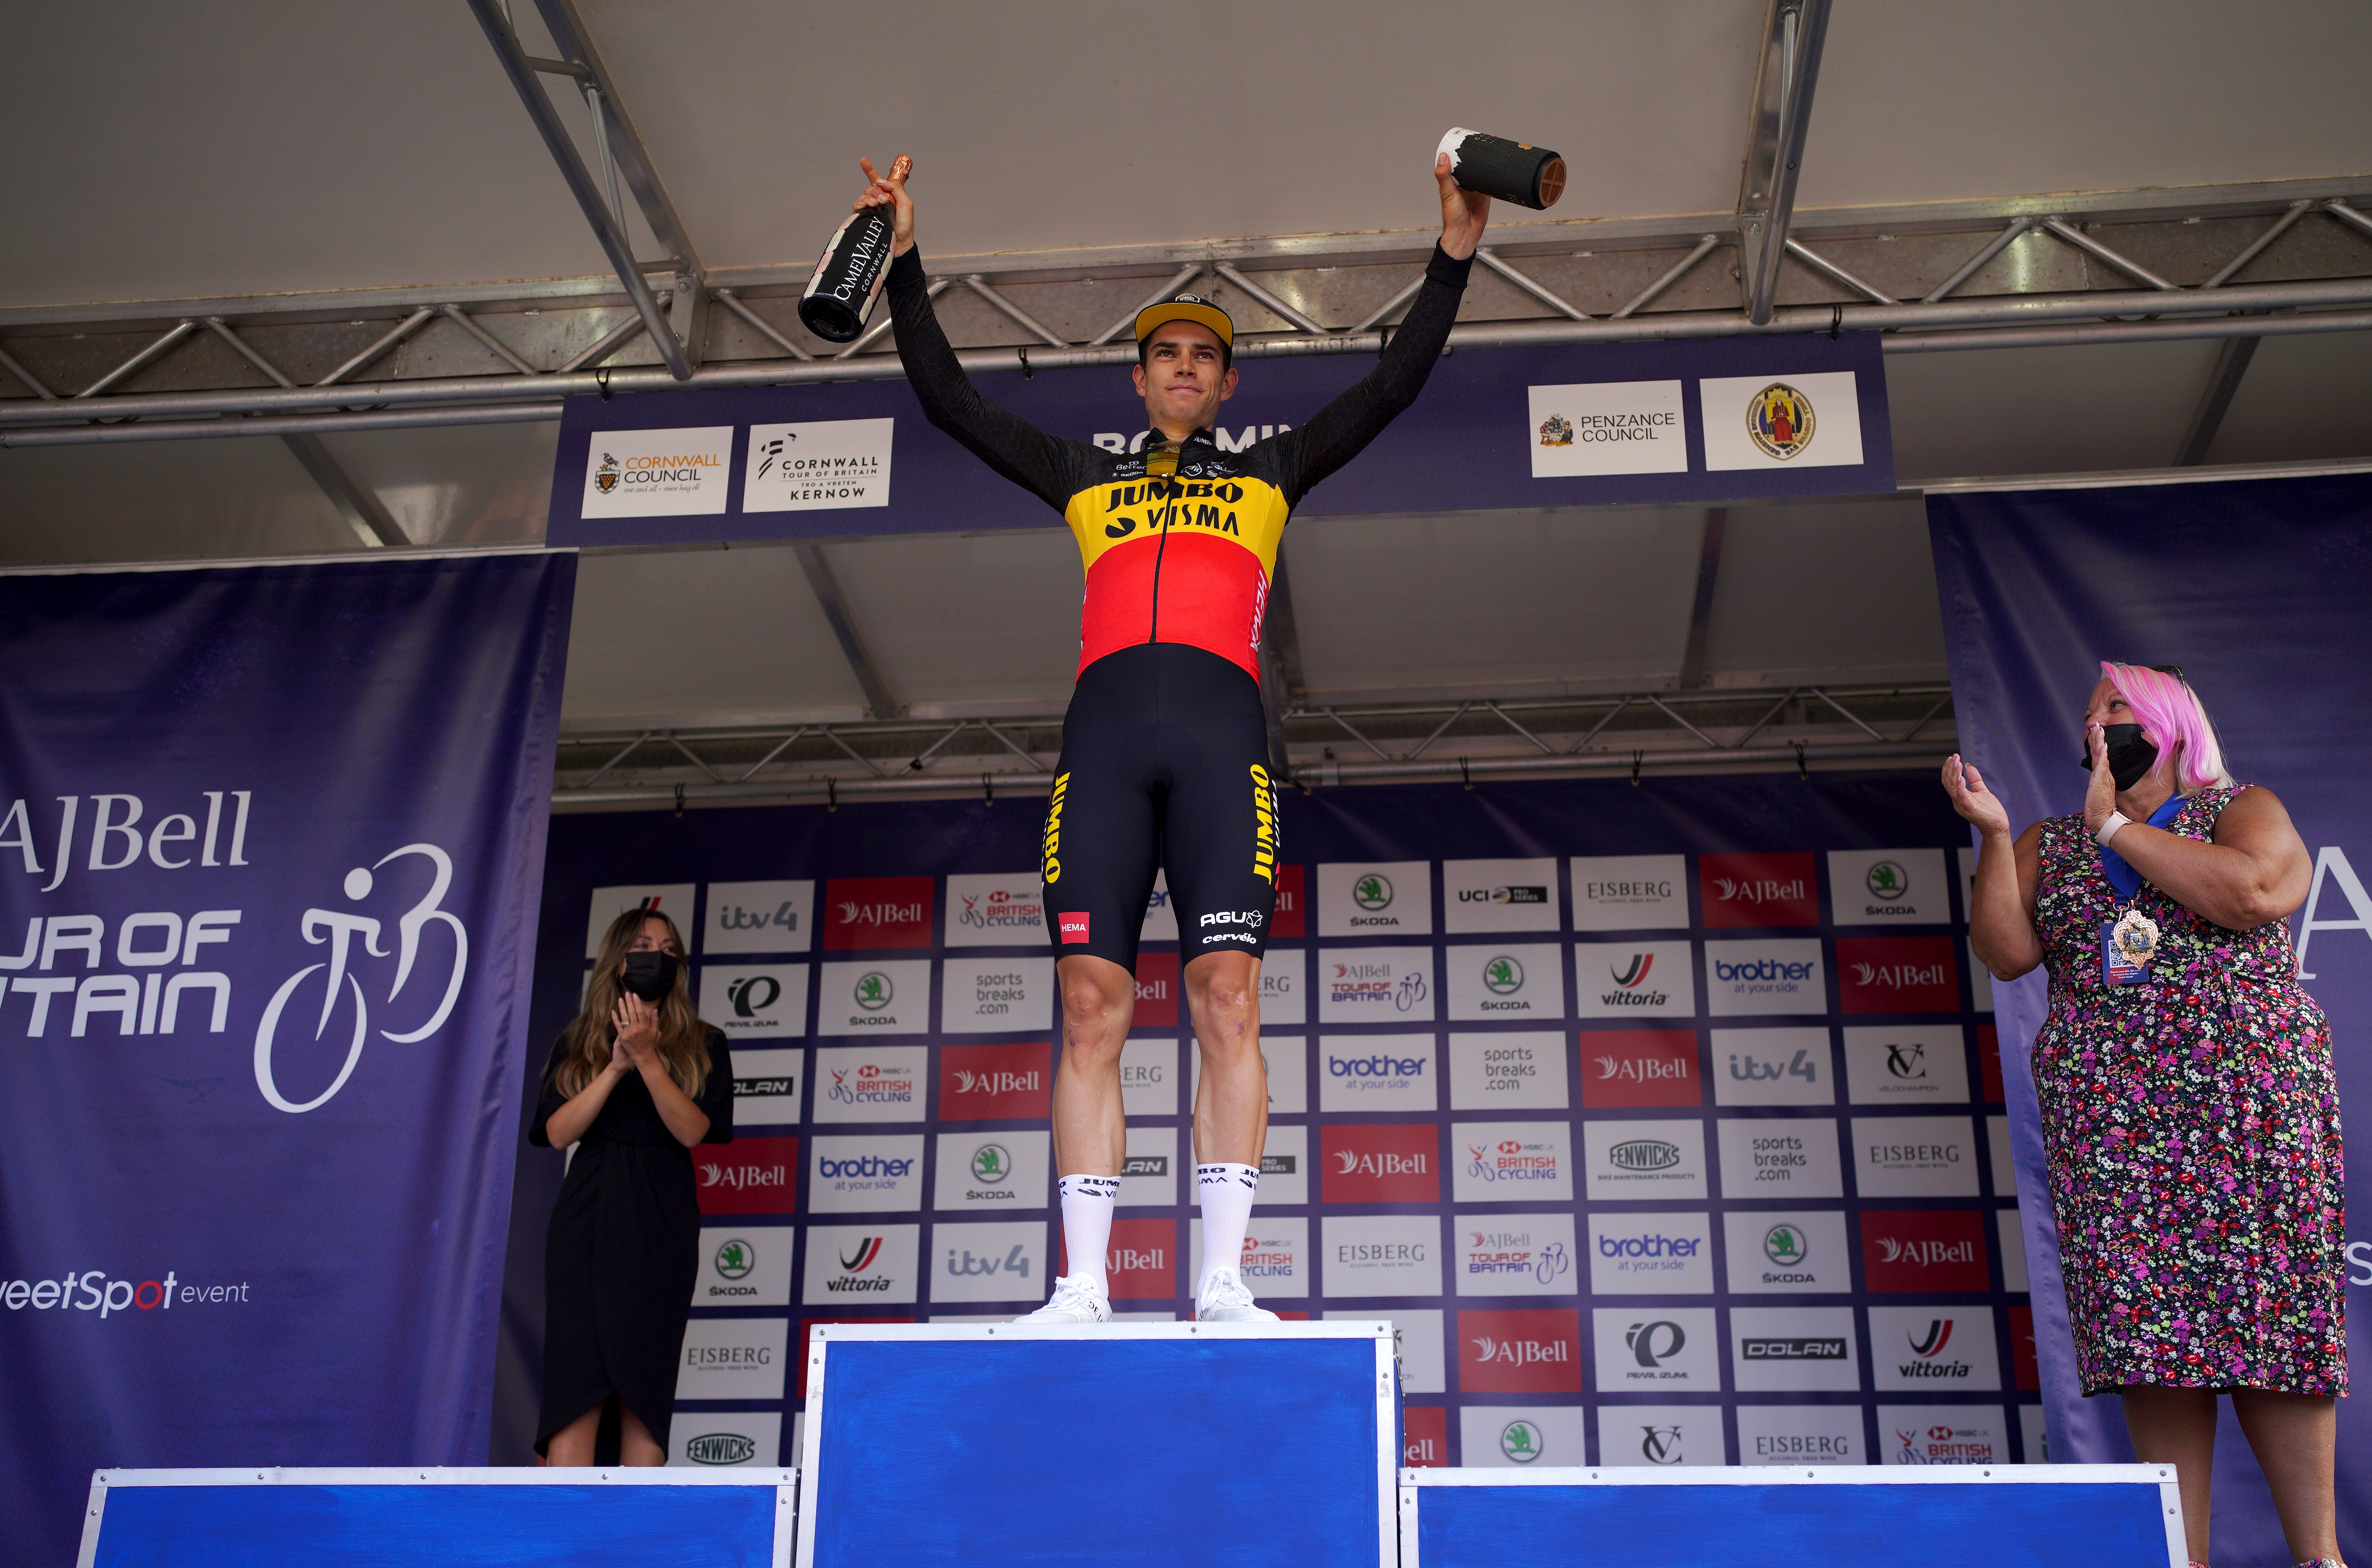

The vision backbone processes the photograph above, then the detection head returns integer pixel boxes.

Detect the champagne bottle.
[799,155,911,343]
[1437,129,1566,210]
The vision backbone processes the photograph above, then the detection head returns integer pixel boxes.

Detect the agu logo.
[1746,382,1815,460]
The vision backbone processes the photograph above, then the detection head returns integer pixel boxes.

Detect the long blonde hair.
[554,906,713,1099]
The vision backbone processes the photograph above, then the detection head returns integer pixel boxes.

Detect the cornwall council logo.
[1537,414,1573,447]
[1352,874,1393,911]
[1500,1419,1545,1463]
[714,1238,756,1279]
[1746,382,1815,460]
[854,971,894,1011]
[1762,1224,1808,1267]
[970,1144,1011,1184]
[1482,956,1524,994]
[1866,860,1908,900]
[684,1433,756,1465]
[595,451,621,493]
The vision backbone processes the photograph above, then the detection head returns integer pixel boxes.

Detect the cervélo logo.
[1698,852,1819,928]
[1458,1308,1582,1393]
[940,1041,1051,1120]
[1837,936,1961,1013]
[694,1136,798,1216]
[1581,1030,1700,1108]
[821,876,933,949]
[1860,1210,1989,1291]
[1321,1124,1439,1203]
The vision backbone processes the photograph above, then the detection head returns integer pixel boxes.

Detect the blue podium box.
[73,1467,797,1568]
[799,1321,1401,1568]
[1399,1463,2186,1568]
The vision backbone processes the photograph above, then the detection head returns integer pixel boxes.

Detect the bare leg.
[2122,1386,2219,1564]
[2231,1389,2341,1564]
[543,1400,605,1466]
[1052,954,1133,1177]
[1186,952,1265,1166]
[618,1402,666,1467]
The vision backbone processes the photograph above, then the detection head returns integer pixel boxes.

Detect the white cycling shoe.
[1194,1265,1279,1323]
[1015,1274,1112,1323]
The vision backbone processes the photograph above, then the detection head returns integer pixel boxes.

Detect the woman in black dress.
[533,906,734,1464]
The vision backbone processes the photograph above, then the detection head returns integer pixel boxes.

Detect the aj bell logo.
[1713,877,1805,904]
[1594,1051,1688,1082]
[701,1162,787,1190]
[1874,1237,1976,1266]
[953,1070,1041,1096]
[1335,1150,1428,1176]
[1851,961,1948,988]
[1469,1335,1570,1366]
[837,899,924,928]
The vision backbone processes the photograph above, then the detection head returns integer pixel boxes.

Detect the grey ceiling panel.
[317,421,559,548]
[1699,497,1946,687]
[1885,339,2224,482]
[0,437,356,564]
[819,527,1087,716]
[2204,328,2372,466]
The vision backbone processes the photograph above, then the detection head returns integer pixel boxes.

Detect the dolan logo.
[595,452,621,493]
[1537,414,1573,447]
[684,1433,756,1465]
[1746,382,1815,460]
[1608,1138,1681,1172]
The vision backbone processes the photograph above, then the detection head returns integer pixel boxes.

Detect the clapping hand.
[611,992,661,1073]
[1941,753,2012,838]
[2080,723,2119,837]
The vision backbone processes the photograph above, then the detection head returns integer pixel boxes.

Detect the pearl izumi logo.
[579,425,732,518]
[1625,1319,1687,1369]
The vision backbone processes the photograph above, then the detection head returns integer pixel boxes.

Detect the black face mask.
[2079,723,2160,791]
[619,950,679,1000]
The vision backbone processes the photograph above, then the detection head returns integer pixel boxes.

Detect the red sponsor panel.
[940,1042,1052,1120]
[1860,1209,1990,1292]
[798,1316,913,1398]
[1978,1024,2005,1104]
[1133,950,1180,1029]
[1270,864,1306,939]
[1060,1217,1178,1299]
[1321,1124,1441,1204]
[2009,1304,2040,1391]
[1457,1308,1583,1394]
[1578,1029,1702,1108]
[1403,1405,1449,1467]
[1837,936,1961,1014]
[1698,852,1819,928]
[694,1136,798,1215]
[821,876,934,950]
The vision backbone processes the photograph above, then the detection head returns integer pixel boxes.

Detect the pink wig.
[2101,661,2235,795]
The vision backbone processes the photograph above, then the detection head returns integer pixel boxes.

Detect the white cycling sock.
[1057,1174,1119,1291]
[1195,1162,1260,1296]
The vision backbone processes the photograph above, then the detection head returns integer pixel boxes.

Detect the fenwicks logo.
[684,1433,757,1465]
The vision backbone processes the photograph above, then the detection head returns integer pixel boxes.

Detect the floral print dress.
[2031,785,2346,1395]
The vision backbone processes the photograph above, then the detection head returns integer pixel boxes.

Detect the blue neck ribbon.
[2099,794,2187,902]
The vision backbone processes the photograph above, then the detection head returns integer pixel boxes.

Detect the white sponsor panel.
[1257,945,1306,1024]
[1721,1209,1851,1294]
[2019,1403,2048,1464]
[1989,1114,2018,1197]
[1704,939,1827,1017]
[1597,1403,1721,1467]
[939,956,1052,1034]
[1570,854,1690,931]
[586,883,697,958]
[1327,1307,1445,1393]
[743,417,893,512]
[730,1047,804,1126]
[1594,1308,1722,1391]
[674,1316,789,1400]
[1465,1406,1589,1469]
[808,1134,924,1213]
[802,1223,920,1305]
[1318,861,1434,936]
[1317,947,1436,1023]
[1869,1305,2001,1392]
[1969,941,1994,1012]
[815,959,931,1036]
[1588,1211,1713,1295]
[1442,857,1563,933]
[1731,1305,1861,1391]
[1120,1037,1178,1117]
[1700,371,1866,471]
[1853,1115,1981,1198]
[702,963,811,1038]
[1258,1122,1309,1206]
[1712,1027,1835,1106]
[1736,1404,1865,1466]
[1318,1033,1438,1111]
[1829,848,1950,925]
[932,1219,1048,1304]
[1841,1025,1969,1103]
[811,1045,929,1124]
[583,425,734,517]
[1716,1117,1845,1199]
[1120,1124,1178,1207]
[933,1129,1051,1211]
[1455,1213,1578,1297]
[943,873,1047,946]
[694,1228,794,1308]
[1527,380,1689,477]
[1453,1121,1574,1204]
[1997,1209,2030,1293]
[1445,942,1566,1022]
[1583,1118,1707,1200]
[1193,1034,1308,1115]
[1189,1216,1309,1298]
[1448,1031,1569,1110]
[1572,939,1696,1019]
[1880,1405,2008,1465]
[703,880,814,954]
[1321,1213,1443,1298]
[669,1411,783,1469]
[1141,871,1178,942]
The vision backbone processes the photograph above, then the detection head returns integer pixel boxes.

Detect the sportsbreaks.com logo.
[4,1269,248,1316]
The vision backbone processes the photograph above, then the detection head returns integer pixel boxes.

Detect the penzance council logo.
[1746,382,1815,460]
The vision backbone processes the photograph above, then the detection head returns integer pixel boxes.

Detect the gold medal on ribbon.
[2111,908,2160,969]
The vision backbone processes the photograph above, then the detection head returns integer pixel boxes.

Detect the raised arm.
[1269,152,1487,504]
[1943,754,2046,980]
[856,155,1094,511]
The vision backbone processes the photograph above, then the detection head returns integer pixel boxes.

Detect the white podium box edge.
[77,1466,800,1568]
[800,1321,1400,1568]
[1395,1463,2184,1568]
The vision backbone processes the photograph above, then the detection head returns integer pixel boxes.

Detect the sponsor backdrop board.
[1930,472,2372,1564]
[500,771,2028,1475]
[547,334,1890,546]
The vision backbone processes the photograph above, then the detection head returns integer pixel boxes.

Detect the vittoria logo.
[1608,1139,1681,1172]
[1746,382,1815,460]
[683,1433,756,1465]
[1538,415,1574,447]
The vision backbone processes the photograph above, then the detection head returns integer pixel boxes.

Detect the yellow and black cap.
[1133,294,1235,360]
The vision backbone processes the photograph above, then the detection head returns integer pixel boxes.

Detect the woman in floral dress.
[1945,662,2344,1568]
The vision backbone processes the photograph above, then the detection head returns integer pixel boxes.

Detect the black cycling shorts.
[1039,643,1281,970]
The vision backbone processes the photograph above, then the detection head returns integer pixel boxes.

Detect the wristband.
[2095,810,2131,847]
